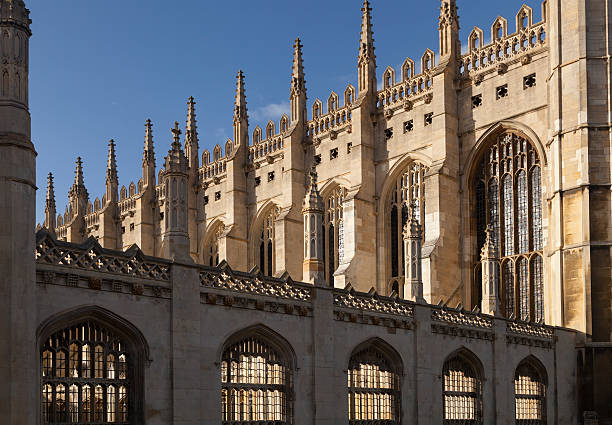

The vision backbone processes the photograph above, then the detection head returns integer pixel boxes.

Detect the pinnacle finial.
[143,118,155,165]
[481,224,498,260]
[75,156,84,187]
[291,38,306,96]
[308,166,318,188]
[106,139,118,182]
[171,121,182,149]
[234,70,248,121]
[46,172,55,207]
[186,96,198,145]
[359,0,375,60]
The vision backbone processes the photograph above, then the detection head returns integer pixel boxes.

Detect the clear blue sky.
[30,0,543,224]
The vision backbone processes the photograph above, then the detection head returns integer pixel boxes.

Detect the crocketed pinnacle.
[74,156,84,187]
[291,38,305,95]
[480,225,498,261]
[186,96,198,146]
[404,200,422,238]
[359,0,375,62]
[439,0,459,29]
[45,172,55,209]
[143,118,155,165]
[106,139,118,182]
[234,70,247,122]
[302,166,323,213]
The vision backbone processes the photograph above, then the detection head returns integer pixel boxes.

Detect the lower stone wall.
[34,256,580,425]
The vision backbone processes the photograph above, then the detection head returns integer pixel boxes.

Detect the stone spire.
[234,70,248,123]
[68,156,89,222]
[44,172,56,235]
[142,118,156,187]
[233,70,249,146]
[106,139,118,182]
[357,0,377,98]
[290,38,307,124]
[104,139,118,205]
[185,97,199,170]
[481,225,501,316]
[439,0,460,62]
[302,166,325,285]
[403,201,425,303]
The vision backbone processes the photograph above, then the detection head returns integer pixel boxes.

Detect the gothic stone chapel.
[0,0,611,424]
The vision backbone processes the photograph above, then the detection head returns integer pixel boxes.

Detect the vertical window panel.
[503,260,515,316]
[531,167,543,251]
[532,255,544,323]
[502,174,514,256]
[517,171,528,253]
[518,258,529,321]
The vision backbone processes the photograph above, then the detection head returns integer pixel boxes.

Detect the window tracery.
[257,208,277,276]
[443,353,483,425]
[221,336,292,424]
[323,187,346,285]
[387,163,427,289]
[41,321,130,424]
[515,360,546,424]
[348,344,401,424]
[472,132,544,321]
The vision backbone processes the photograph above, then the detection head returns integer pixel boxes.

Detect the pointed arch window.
[443,352,483,425]
[348,342,401,424]
[387,163,427,289]
[256,208,277,276]
[221,333,293,424]
[515,359,547,424]
[41,321,132,425]
[205,225,223,267]
[471,132,544,320]
[324,187,346,285]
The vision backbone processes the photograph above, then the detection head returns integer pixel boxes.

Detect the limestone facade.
[0,0,610,424]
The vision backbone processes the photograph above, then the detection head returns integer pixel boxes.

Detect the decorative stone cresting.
[506,320,554,339]
[333,288,414,317]
[199,265,312,302]
[35,229,170,281]
[431,307,494,329]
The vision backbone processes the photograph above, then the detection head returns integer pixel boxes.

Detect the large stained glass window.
[41,321,130,424]
[387,163,427,292]
[221,335,292,424]
[348,343,401,424]
[472,132,544,321]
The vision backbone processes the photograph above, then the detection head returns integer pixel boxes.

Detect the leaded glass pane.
[517,171,528,253]
[503,260,515,316]
[531,167,543,251]
[41,322,131,424]
[515,362,546,424]
[502,174,514,256]
[443,356,482,424]
[221,336,291,424]
[348,346,401,424]
[473,132,544,321]
[518,258,529,321]
[387,163,427,287]
[533,255,544,323]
